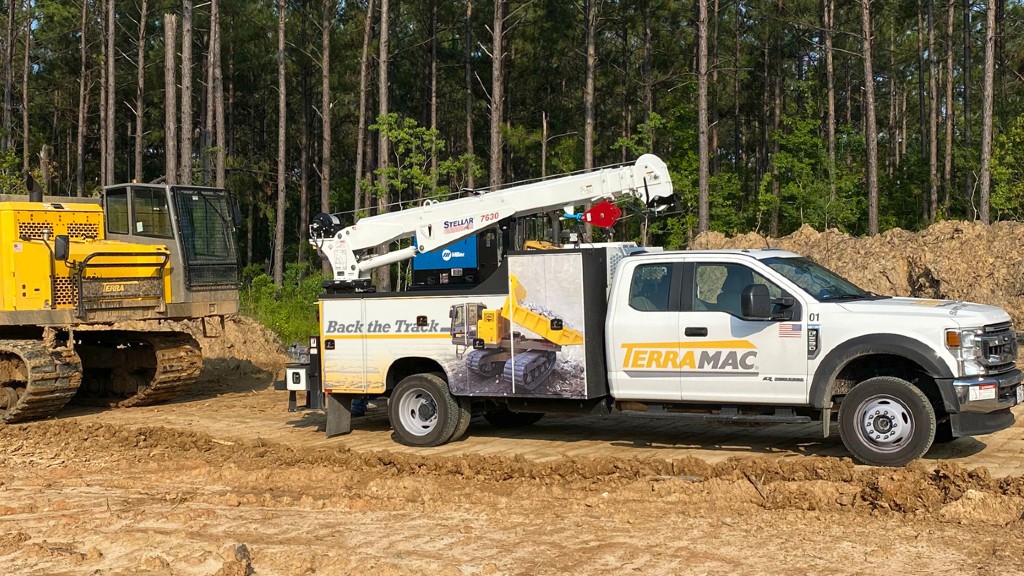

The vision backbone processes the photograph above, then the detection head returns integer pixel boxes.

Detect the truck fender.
[809,334,954,409]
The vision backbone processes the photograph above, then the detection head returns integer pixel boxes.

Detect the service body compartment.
[318,248,612,400]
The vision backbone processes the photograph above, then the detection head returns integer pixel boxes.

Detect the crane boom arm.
[310,154,673,283]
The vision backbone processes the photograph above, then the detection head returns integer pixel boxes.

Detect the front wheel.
[388,373,460,447]
[838,376,936,467]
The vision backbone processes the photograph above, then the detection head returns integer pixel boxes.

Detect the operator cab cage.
[102,184,241,290]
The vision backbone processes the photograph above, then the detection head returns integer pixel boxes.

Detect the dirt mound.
[98,315,287,373]
[693,220,1024,326]
[5,419,1024,519]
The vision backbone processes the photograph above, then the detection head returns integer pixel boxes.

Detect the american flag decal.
[778,323,803,338]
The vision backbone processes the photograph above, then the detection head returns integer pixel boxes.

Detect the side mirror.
[741,284,772,320]
[54,235,70,262]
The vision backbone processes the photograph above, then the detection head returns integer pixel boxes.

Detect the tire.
[448,396,473,443]
[483,409,545,428]
[388,373,460,447]
[838,376,936,467]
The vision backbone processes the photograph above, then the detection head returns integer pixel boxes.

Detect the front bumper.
[944,368,1023,413]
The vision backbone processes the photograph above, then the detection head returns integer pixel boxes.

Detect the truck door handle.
[684,327,708,337]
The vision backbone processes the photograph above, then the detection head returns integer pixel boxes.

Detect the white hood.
[835,297,1012,328]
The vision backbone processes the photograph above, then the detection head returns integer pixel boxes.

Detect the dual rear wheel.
[388,372,544,447]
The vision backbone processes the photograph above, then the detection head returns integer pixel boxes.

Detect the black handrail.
[71,251,171,318]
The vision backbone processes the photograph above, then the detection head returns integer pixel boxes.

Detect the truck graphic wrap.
[449,252,590,398]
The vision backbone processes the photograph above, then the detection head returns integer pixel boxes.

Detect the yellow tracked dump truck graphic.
[451,275,583,390]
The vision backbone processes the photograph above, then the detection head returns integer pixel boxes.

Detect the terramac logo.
[443,217,474,234]
[621,340,758,376]
[441,249,466,262]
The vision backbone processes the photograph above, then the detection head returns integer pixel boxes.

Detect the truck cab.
[607,249,1021,466]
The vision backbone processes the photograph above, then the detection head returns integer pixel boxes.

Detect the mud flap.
[326,393,353,437]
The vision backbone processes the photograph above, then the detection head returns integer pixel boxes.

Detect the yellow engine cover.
[0,202,172,312]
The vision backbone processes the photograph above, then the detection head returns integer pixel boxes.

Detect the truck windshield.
[762,256,882,302]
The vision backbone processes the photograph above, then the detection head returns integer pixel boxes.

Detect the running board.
[620,407,812,424]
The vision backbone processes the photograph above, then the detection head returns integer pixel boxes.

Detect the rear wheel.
[838,376,936,467]
[449,396,473,442]
[388,373,460,447]
[483,409,545,428]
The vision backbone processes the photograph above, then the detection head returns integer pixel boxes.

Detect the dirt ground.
[2,314,1024,575]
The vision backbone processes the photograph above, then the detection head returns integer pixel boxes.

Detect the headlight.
[945,327,985,376]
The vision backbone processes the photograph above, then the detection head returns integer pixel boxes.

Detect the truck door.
[606,261,683,401]
[680,260,807,404]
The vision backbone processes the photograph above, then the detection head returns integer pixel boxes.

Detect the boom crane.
[308,154,673,290]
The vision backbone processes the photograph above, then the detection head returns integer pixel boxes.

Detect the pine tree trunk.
[4,0,13,150]
[583,0,596,172]
[374,0,391,292]
[943,0,955,208]
[76,0,88,196]
[928,0,939,221]
[642,0,652,124]
[213,0,225,188]
[273,0,287,285]
[203,19,214,186]
[320,0,334,276]
[135,0,148,183]
[963,0,972,210]
[464,0,475,189]
[979,0,996,224]
[100,0,108,184]
[180,0,193,185]
[354,0,374,215]
[164,14,178,185]
[824,0,837,203]
[299,66,310,266]
[710,0,719,175]
[39,144,49,194]
[862,0,879,235]
[104,0,115,184]
[488,0,505,188]
[697,0,710,233]
[21,0,30,175]
[429,0,438,189]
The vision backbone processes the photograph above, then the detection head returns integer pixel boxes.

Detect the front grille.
[18,222,54,240]
[54,277,78,307]
[186,263,239,289]
[981,322,1018,373]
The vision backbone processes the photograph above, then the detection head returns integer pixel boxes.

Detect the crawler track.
[75,331,203,409]
[114,332,203,408]
[0,339,83,423]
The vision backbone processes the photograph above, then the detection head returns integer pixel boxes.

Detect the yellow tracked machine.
[0,184,239,422]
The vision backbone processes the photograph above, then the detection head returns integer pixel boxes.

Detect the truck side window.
[629,264,672,311]
[693,263,782,316]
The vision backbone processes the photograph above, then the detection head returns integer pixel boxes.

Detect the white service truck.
[286,154,1022,467]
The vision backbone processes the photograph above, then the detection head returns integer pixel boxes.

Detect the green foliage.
[367,113,475,205]
[240,263,322,344]
[992,113,1024,219]
[763,85,860,234]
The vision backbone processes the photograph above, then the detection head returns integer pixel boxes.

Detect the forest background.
[3,0,1023,315]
